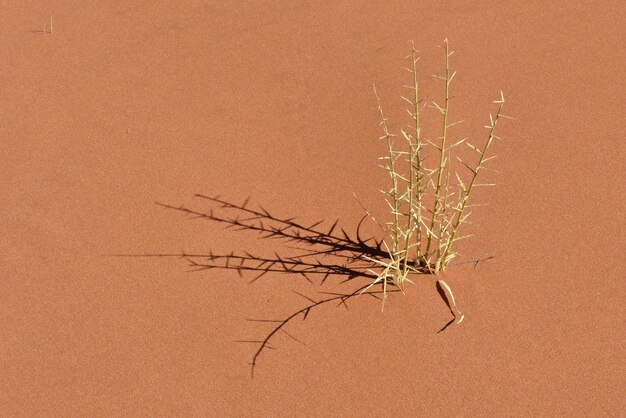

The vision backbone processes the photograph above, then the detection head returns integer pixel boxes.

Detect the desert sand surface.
[1,1,624,416]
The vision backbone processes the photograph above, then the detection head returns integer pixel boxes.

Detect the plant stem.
[441,96,505,266]
[374,87,401,254]
[402,43,424,275]
[425,39,452,263]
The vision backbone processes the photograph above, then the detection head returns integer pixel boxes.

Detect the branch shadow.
[146,194,392,285]
[115,194,477,376]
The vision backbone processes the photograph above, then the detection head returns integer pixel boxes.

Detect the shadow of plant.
[119,194,476,376]
[154,194,389,285]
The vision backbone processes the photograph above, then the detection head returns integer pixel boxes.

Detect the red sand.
[1,1,624,416]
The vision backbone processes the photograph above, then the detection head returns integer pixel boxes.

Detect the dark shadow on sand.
[114,194,482,376]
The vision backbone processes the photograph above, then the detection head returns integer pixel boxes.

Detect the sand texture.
[1,1,624,416]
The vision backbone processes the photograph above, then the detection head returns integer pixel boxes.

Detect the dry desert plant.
[121,40,510,374]
[362,39,510,303]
